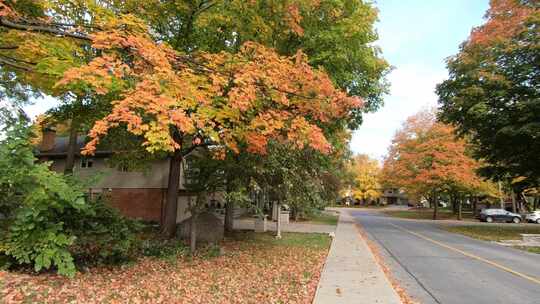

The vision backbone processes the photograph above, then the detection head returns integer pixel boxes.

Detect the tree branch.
[0,17,91,41]
[0,56,32,71]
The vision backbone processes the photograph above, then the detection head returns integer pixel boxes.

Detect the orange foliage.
[382,110,482,199]
[0,0,15,17]
[468,0,536,46]
[54,17,363,156]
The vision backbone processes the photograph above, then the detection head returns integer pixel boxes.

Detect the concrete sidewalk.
[233,218,336,234]
[313,209,401,304]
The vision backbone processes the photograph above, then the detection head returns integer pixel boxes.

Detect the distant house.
[381,188,409,205]
[36,128,212,224]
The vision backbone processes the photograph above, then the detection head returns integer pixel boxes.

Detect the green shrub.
[65,197,143,266]
[3,164,88,277]
[0,118,140,276]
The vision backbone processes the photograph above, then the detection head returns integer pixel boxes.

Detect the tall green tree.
[437,0,540,183]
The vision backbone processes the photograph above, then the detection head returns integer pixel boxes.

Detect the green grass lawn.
[443,225,540,242]
[303,213,339,225]
[443,225,540,254]
[383,209,474,220]
[513,246,540,254]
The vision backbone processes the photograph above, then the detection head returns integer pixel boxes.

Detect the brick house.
[36,128,204,224]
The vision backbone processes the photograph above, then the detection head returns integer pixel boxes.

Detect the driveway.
[350,209,540,304]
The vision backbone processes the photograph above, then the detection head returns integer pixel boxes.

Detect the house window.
[81,158,94,168]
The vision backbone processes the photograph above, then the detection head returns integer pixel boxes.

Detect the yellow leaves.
[349,154,382,201]
[143,121,177,153]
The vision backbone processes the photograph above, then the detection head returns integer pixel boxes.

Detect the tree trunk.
[534,196,539,211]
[432,193,439,220]
[498,181,505,209]
[511,189,517,213]
[64,119,79,174]
[190,211,198,254]
[451,194,457,215]
[224,198,234,233]
[161,149,183,238]
[472,196,478,217]
[457,197,462,221]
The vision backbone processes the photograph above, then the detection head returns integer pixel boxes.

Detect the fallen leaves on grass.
[1,233,330,304]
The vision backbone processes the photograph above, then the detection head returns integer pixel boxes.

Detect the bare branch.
[0,17,91,41]
[0,55,32,71]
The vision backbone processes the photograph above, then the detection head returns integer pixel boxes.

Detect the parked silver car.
[479,209,522,223]
[525,211,540,224]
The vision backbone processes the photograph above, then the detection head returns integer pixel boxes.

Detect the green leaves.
[437,0,540,182]
[0,116,87,277]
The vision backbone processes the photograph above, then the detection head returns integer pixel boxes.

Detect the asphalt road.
[349,210,540,304]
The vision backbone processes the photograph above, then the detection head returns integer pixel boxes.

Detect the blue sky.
[350,0,490,159]
[24,1,490,159]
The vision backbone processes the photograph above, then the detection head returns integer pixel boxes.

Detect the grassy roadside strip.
[383,209,474,220]
[442,225,540,254]
[304,213,339,226]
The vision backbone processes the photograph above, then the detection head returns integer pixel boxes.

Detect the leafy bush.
[0,116,140,276]
[1,119,88,276]
[65,197,143,266]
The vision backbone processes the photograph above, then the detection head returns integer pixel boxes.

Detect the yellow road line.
[389,223,540,286]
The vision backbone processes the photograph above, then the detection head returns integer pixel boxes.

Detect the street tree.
[382,110,483,219]
[350,154,382,205]
[437,0,540,184]
[0,1,390,238]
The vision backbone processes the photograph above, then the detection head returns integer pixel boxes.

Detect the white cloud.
[23,95,60,121]
[350,64,447,160]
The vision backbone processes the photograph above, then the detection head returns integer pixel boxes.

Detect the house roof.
[36,135,111,158]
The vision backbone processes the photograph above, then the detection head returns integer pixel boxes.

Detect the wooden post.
[276,201,282,239]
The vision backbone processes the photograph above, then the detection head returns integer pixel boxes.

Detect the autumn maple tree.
[382,110,483,219]
[0,1,374,237]
[349,154,382,205]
